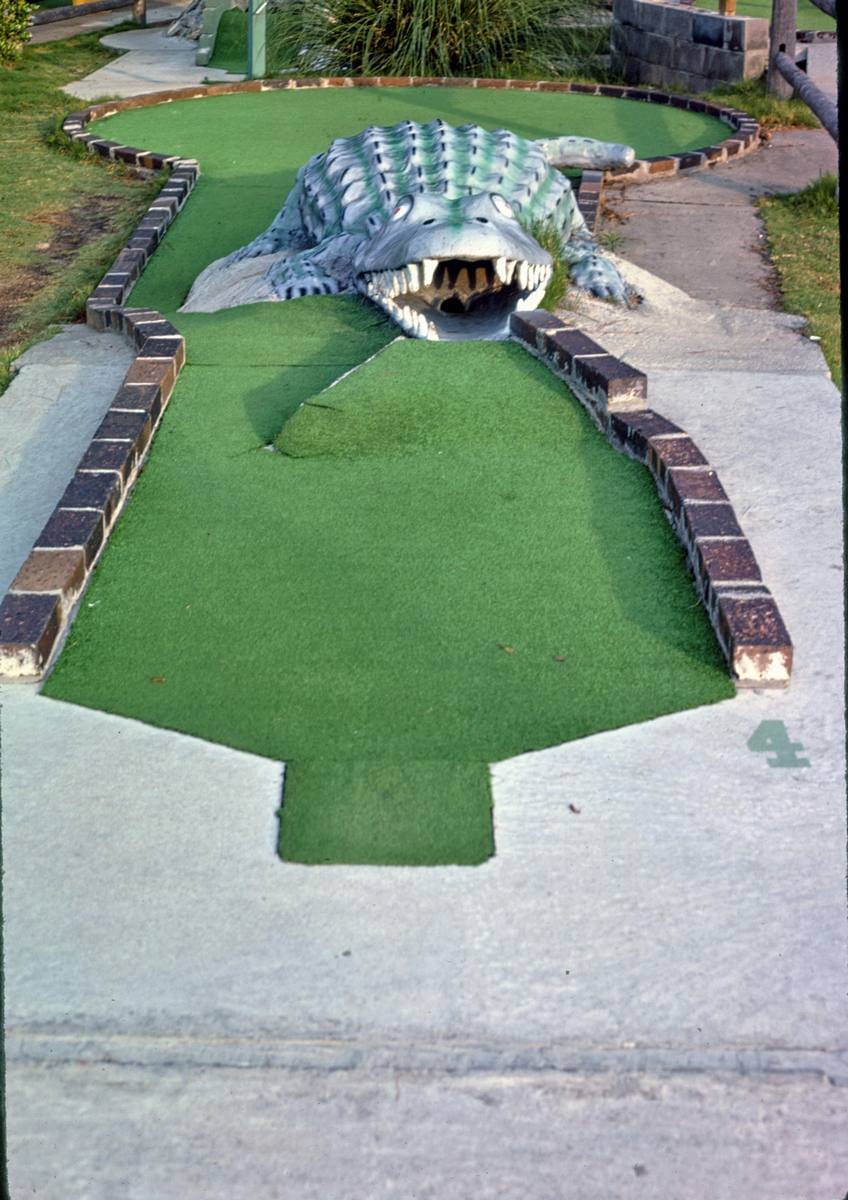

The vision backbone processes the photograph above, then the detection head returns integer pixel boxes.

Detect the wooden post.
[719,0,737,15]
[132,0,146,25]
[767,0,797,98]
[247,0,267,79]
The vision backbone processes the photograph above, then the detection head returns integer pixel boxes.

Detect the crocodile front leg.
[559,192,631,304]
[263,234,367,299]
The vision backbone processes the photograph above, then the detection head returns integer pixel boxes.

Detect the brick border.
[0,80,775,683]
[510,310,792,687]
[0,153,198,680]
[61,74,761,190]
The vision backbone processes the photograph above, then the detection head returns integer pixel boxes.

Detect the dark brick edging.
[510,310,792,688]
[0,306,187,679]
[0,151,199,680]
[62,74,761,187]
[0,81,770,682]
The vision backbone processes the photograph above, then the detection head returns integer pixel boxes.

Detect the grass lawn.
[42,87,735,865]
[760,174,841,387]
[0,27,161,393]
[694,0,835,32]
[703,77,819,131]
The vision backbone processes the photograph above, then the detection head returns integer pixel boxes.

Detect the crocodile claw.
[569,254,629,304]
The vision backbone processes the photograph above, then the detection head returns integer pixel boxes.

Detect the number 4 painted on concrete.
[747,721,811,768]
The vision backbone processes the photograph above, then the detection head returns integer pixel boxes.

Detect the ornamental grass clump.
[268,0,598,79]
[1,0,36,64]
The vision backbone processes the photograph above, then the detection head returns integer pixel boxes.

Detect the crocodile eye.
[390,195,414,221]
[490,193,515,218]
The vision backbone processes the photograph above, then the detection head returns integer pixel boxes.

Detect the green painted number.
[747,721,810,768]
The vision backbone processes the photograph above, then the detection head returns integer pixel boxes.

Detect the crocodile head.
[352,191,553,341]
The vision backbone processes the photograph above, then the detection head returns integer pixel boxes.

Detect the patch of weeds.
[760,174,840,386]
[523,218,571,311]
[597,229,625,253]
[703,77,819,131]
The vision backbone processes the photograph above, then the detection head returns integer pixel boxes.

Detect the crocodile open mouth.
[358,256,552,340]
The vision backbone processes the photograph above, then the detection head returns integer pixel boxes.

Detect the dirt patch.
[0,193,129,350]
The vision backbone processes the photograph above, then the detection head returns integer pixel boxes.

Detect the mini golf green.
[43,88,735,865]
[694,0,835,31]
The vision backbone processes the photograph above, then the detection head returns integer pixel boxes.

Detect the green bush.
[268,0,606,80]
[1,0,36,64]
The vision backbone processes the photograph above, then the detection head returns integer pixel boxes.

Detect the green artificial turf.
[281,759,495,866]
[207,8,250,75]
[42,88,736,865]
[694,0,835,32]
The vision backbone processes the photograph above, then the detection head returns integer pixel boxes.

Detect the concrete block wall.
[611,0,769,93]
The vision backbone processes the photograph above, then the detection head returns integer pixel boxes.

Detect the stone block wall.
[611,0,769,93]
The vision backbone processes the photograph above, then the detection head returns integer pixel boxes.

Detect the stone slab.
[600,129,838,310]
[0,326,134,594]
[61,26,245,99]
[7,1063,848,1199]
[30,2,186,42]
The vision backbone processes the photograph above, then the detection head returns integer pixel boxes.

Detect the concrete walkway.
[62,23,246,98]
[30,1,186,44]
[600,43,838,307]
[2,37,845,1200]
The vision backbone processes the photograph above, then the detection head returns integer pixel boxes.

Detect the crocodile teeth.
[505,260,517,283]
[406,263,420,292]
[494,257,508,284]
[516,282,548,311]
[421,258,437,287]
[517,261,530,290]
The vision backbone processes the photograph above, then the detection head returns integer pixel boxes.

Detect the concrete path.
[2,37,845,1200]
[30,1,186,44]
[61,23,245,99]
[600,43,838,306]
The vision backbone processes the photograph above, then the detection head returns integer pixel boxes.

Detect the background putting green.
[693,0,834,30]
[42,89,734,865]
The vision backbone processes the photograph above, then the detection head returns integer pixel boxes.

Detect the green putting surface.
[42,88,735,865]
[694,0,834,31]
[207,8,252,75]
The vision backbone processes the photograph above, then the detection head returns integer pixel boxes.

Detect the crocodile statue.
[182,119,637,339]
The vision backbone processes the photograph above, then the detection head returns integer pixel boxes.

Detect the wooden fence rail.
[774,50,839,141]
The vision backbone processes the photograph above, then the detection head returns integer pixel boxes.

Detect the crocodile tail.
[537,137,635,170]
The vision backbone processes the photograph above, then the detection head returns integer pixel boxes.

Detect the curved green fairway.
[43,90,735,864]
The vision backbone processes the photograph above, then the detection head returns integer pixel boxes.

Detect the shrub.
[268,0,605,80]
[0,0,35,64]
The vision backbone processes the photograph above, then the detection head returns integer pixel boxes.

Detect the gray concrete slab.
[0,325,134,593]
[601,129,838,308]
[61,24,245,100]
[30,2,186,44]
[8,1064,848,1200]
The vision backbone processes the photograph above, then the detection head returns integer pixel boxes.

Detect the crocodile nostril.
[476,217,489,224]
[421,218,436,226]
